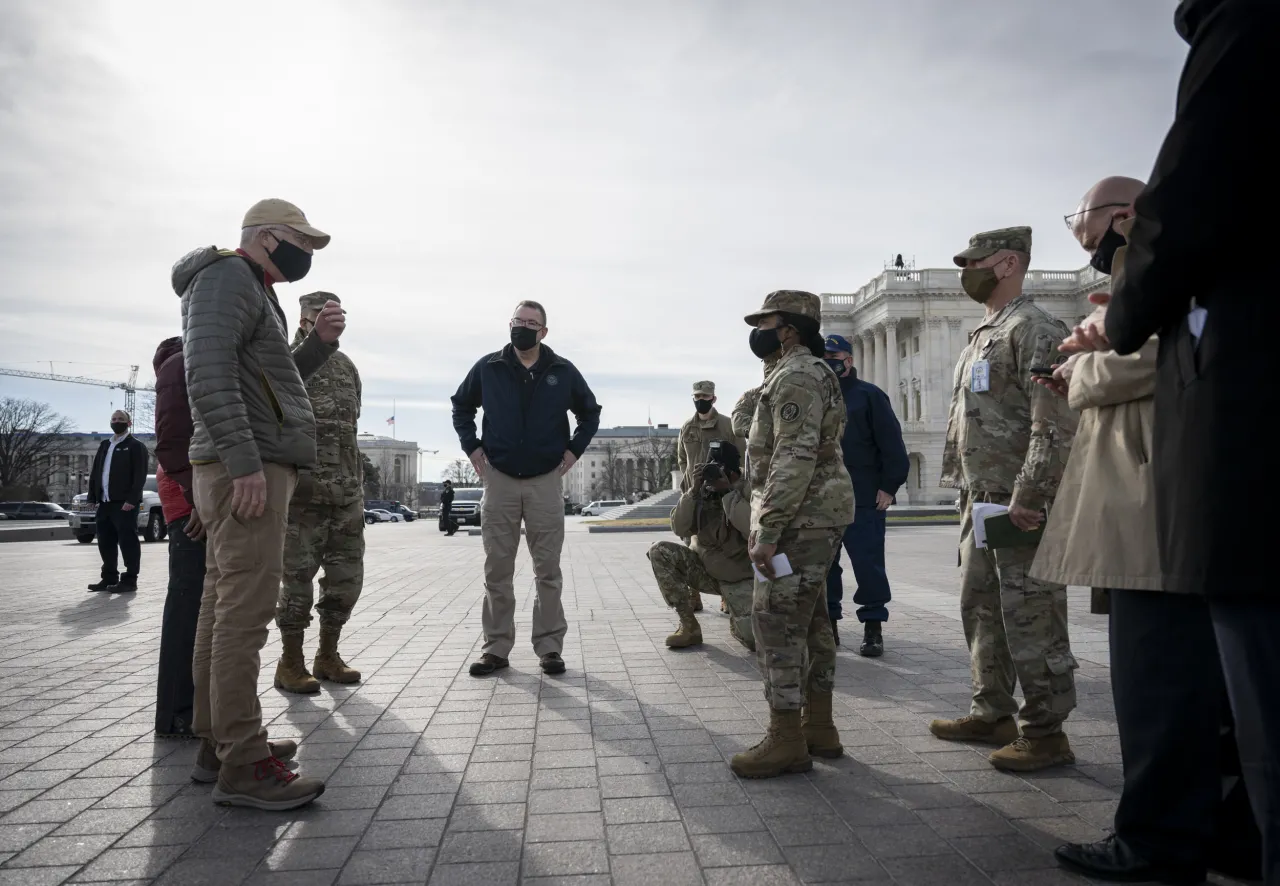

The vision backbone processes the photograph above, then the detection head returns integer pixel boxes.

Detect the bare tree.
[361,452,380,499]
[133,391,157,435]
[587,440,627,499]
[443,459,480,486]
[626,433,677,493]
[0,398,77,492]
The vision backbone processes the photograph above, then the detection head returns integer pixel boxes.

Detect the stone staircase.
[596,487,681,520]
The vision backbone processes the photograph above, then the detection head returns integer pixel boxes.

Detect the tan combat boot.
[988,733,1075,772]
[274,632,320,694]
[802,690,843,759]
[312,625,361,684]
[212,756,325,810]
[665,613,703,649]
[928,715,1019,745]
[730,709,811,779]
[191,737,299,783]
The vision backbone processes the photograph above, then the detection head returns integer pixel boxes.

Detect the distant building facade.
[562,425,680,504]
[820,264,1108,505]
[356,433,419,506]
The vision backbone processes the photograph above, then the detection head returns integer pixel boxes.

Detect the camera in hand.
[700,440,739,497]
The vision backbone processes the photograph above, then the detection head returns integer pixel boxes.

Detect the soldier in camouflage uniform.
[647,441,755,652]
[274,292,366,694]
[678,381,746,491]
[730,290,855,779]
[931,228,1080,772]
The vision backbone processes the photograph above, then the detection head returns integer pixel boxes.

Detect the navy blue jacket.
[451,344,602,479]
[837,370,909,507]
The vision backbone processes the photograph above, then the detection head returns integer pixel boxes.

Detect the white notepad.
[971,503,1010,550]
[752,553,794,582]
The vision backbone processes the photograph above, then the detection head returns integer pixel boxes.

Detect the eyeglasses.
[510,318,544,330]
[1063,203,1127,230]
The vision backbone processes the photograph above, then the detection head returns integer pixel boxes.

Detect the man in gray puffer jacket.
[174,197,346,811]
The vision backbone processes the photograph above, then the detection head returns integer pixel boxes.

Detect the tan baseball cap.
[242,198,331,249]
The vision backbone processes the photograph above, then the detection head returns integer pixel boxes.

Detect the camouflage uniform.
[677,381,746,492]
[647,473,756,651]
[278,294,365,633]
[942,228,1080,738]
[745,292,855,710]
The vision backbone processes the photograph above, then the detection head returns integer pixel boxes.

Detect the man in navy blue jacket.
[822,335,909,656]
[452,300,601,678]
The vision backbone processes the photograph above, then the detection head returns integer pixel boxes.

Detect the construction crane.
[0,365,153,416]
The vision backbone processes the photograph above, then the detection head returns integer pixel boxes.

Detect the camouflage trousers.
[646,541,755,652]
[277,498,366,633]
[752,529,841,710]
[958,493,1078,737]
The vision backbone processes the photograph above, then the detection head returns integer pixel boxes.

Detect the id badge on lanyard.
[970,359,991,393]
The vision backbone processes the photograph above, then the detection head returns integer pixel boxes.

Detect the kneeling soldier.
[648,441,755,652]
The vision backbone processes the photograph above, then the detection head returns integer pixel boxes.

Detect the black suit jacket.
[1105,0,1277,597]
[88,435,149,507]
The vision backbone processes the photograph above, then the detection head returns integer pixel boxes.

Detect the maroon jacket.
[152,337,194,503]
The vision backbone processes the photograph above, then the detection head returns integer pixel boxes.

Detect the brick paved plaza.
[0,523,1133,885]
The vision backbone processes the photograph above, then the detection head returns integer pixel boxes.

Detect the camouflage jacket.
[291,327,363,506]
[940,295,1077,511]
[748,345,855,544]
[669,477,752,583]
[676,411,744,491]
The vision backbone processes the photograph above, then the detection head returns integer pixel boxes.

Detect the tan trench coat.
[1030,336,1163,608]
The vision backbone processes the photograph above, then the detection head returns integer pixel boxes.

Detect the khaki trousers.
[192,461,296,766]
[480,468,566,659]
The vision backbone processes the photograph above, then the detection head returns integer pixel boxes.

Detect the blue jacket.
[838,370,909,507]
[451,344,602,479]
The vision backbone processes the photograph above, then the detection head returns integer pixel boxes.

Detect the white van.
[580,499,626,517]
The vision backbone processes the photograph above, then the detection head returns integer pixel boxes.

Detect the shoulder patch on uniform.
[779,402,800,422]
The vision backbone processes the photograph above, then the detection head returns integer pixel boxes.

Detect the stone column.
[860,330,876,386]
[884,318,901,418]
[852,335,865,377]
[873,325,886,391]
[924,317,945,422]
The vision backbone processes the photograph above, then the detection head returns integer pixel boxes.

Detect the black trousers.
[1209,598,1280,886]
[95,500,141,583]
[1110,588,1224,867]
[155,516,204,735]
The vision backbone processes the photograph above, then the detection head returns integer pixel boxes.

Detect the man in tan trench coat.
[1034,177,1259,885]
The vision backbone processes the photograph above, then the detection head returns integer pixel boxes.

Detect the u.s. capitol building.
[821,264,1108,506]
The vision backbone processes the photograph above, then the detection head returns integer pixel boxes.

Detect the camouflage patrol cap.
[744,290,822,325]
[299,291,339,312]
[692,380,715,396]
[953,227,1033,267]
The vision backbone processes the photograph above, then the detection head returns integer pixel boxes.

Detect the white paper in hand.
[752,553,793,582]
[970,502,1010,549]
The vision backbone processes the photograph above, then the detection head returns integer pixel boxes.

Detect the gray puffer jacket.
[173,247,334,479]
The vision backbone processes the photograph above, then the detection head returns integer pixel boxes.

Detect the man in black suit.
[86,409,149,593]
[1061,2,1279,882]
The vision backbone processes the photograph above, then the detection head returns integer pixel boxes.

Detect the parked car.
[580,499,626,517]
[66,475,167,544]
[0,501,73,521]
[364,500,415,521]
[363,509,379,525]
[448,487,485,526]
[369,509,403,523]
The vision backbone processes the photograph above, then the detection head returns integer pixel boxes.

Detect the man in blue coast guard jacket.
[822,334,909,657]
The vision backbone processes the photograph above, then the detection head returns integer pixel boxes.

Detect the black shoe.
[539,653,566,675]
[87,580,116,592]
[469,654,509,677]
[1055,836,1206,884]
[830,617,840,646]
[108,581,137,594]
[858,622,883,657]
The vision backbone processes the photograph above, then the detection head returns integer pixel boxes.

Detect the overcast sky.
[0,0,1186,479]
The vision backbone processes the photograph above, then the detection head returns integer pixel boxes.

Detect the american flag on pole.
[386,415,395,426]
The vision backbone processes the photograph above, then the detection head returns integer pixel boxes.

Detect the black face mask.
[749,327,782,360]
[511,326,539,351]
[1090,222,1126,275]
[693,399,713,415]
[267,234,312,282]
[110,422,128,435]
[824,358,847,377]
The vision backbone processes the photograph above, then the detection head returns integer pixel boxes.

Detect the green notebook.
[983,512,1045,549]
